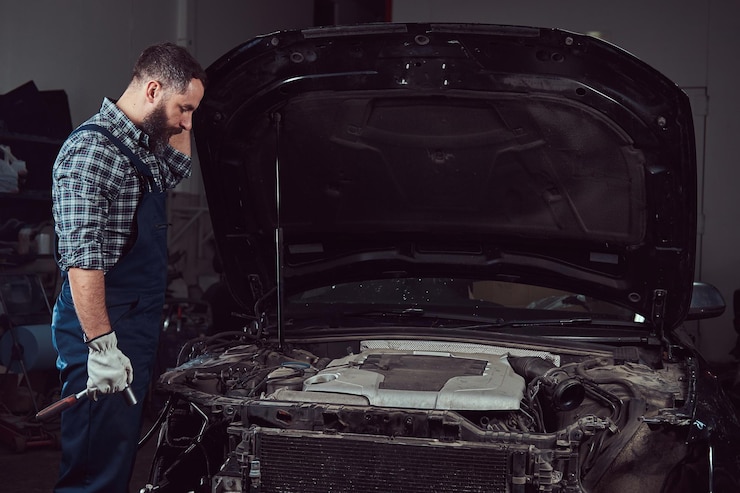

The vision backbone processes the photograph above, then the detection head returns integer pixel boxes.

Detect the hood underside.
[194,23,697,329]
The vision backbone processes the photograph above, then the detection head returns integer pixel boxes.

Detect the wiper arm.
[475,317,594,328]
[517,316,593,327]
[343,307,427,317]
[343,310,595,327]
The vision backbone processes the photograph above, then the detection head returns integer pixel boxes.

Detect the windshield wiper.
[465,317,652,331]
[470,317,594,328]
[342,310,598,329]
[512,317,593,327]
[339,307,430,318]
[334,307,497,325]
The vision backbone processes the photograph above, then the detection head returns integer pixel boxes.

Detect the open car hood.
[194,23,697,330]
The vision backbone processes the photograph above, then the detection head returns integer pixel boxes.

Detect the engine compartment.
[149,333,702,493]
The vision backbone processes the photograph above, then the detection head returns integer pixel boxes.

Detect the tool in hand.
[35,386,137,421]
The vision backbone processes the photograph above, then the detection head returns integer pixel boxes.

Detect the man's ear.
[144,80,162,103]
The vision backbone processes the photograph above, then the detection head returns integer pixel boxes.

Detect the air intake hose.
[508,356,585,412]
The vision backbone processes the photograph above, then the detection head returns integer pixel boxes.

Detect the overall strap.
[72,123,160,192]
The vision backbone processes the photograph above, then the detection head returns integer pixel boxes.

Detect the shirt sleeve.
[159,144,192,190]
[53,132,129,271]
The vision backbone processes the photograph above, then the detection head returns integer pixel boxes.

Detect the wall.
[392,0,740,363]
[702,1,740,362]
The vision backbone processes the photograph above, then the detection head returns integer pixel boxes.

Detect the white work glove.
[86,331,133,400]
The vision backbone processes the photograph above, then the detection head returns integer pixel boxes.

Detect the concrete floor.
[0,414,158,493]
[0,347,185,492]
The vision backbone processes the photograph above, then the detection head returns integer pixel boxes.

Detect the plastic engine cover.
[302,349,525,411]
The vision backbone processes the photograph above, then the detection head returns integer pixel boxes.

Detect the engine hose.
[582,398,647,489]
[581,379,621,421]
[176,331,263,365]
[509,355,558,381]
[138,396,175,449]
[509,356,586,412]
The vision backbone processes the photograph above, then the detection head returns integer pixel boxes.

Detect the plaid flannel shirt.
[53,98,191,272]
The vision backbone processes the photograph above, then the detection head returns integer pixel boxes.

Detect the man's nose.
[180,114,193,131]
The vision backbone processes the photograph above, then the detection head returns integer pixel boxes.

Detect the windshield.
[287,278,643,324]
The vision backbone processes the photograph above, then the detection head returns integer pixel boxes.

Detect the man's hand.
[169,129,192,156]
[86,331,133,400]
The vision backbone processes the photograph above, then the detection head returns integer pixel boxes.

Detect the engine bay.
[145,332,702,493]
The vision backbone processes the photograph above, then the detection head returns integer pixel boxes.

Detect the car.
[142,22,740,493]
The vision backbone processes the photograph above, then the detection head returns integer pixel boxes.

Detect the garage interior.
[1,1,739,492]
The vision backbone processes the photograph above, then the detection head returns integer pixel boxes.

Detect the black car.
[142,23,740,493]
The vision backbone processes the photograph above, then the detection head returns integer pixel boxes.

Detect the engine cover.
[297,349,525,411]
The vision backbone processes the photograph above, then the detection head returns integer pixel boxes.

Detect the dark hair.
[132,42,207,93]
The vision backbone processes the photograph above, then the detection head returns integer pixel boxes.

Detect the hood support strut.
[273,112,285,350]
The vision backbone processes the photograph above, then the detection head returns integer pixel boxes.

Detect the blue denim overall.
[51,124,168,493]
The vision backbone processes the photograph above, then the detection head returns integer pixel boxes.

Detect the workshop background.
[0,0,739,489]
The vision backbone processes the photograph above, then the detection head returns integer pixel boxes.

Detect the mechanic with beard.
[50,42,206,493]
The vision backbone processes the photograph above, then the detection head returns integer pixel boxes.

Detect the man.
[51,42,206,493]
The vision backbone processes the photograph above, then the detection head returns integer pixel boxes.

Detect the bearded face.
[141,99,180,157]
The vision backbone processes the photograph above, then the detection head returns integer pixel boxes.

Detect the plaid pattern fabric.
[53,98,191,272]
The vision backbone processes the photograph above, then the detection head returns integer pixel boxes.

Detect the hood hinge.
[651,289,674,361]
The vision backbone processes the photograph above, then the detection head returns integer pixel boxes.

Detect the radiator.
[243,427,522,493]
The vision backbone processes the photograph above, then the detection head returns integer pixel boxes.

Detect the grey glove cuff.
[86,331,118,351]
